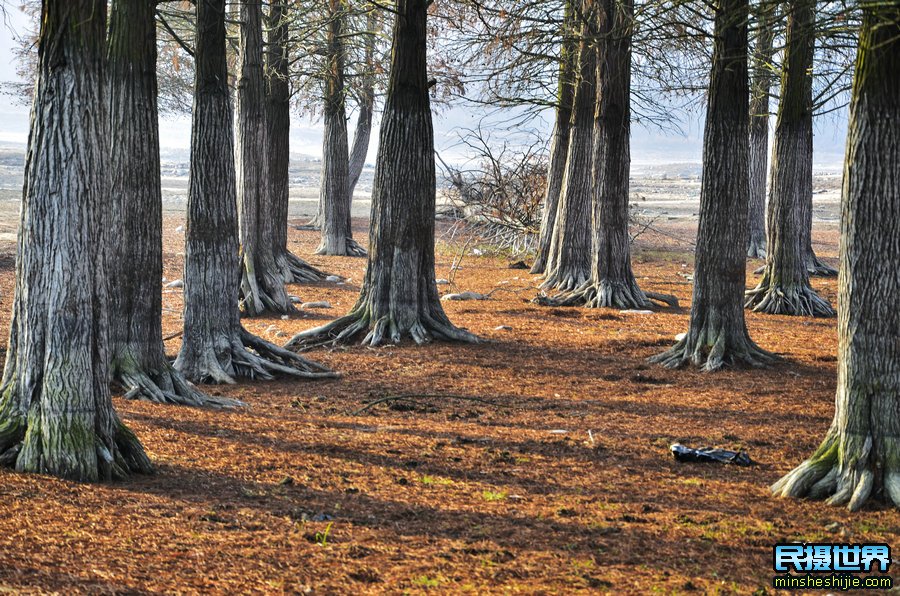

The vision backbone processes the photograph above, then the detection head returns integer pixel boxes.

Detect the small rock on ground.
[301,301,332,309]
[442,292,488,301]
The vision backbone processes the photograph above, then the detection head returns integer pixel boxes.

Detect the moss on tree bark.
[0,0,152,481]
[773,3,900,510]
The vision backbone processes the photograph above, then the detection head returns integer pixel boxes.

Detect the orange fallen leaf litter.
[0,217,896,594]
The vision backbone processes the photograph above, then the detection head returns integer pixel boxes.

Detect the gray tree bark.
[286,0,479,349]
[531,0,577,276]
[237,0,295,315]
[772,4,900,510]
[306,9,379,234]
[652,0,775,371]
[317,0,366,257]
[0,0,153,481]
[106,0,236,408]
[747,0,775,259]
[175,0,336,384]
[540,7,596,293]
[803,194,839,276]
[267,2,329,284]
[537,0,676,310]
[745,0,835,317]
[347,8,378,203]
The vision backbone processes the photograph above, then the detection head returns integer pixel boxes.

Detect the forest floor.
[0,213,897,595]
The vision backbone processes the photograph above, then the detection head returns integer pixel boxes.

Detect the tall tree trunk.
[175,0,335,384]
[747,0,775,259]
[0,0,152,481]
[267,2,329,284]
[772,4,900,511]
[106,0,235,408]
[803,190,839,276]
[652,0,775,371]
[347,7,378,200]
[347,103,374,201]
[540,8,596,293]
[287,0,478,349]
[307,10,378,233]
[745,0,834,317]
[237,0,294,315]
[317,0,366,257]
[531,0,578,275]
[538,0,676,310]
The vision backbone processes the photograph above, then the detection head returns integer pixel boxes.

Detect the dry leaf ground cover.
[0,215,896,595]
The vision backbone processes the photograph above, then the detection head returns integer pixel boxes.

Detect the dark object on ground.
[670,444,753,466]
[508,261,530,270]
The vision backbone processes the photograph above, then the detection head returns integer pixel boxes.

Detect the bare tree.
[347,7,379,198]
[236,0,297,316]
[540,3,596,293]
[772,1,900,510]
[175,0,335,383]
[539,0,677,310]
[298,0,386,231]
[0,0,152,481]
[267,1,331,283]
[531,0,578,275]
[745,0,835,317]
[439,128,547,254]
[747,0,776,259]
[316,0,367,256]
[106,0,236,407]
[652,0,775,371]
[286,0,479,348]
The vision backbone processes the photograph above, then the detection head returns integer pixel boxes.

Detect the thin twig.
[350,393,500,416]
[163,330,184,342]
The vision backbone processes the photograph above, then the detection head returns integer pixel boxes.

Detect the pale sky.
[0,1,849,169]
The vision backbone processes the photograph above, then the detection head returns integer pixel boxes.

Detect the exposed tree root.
[747,240,767,259]
[346,239,367,257]
[240,259,296,317]
[745,282,835,317]
[807,253,838,277]
[529,257,547,276]
[299,213,323,230]
[539,267,590,294]
[176,329,338,385]
[114,360,243,408]
[650,319,778,372]
[771,431,900,511]
[0,403,153,481]
[0,406,25,469]
[274,250,330,284]
[315,237,367,258]
[108,419,155,479]
[534,280,678,310]
[286,305,480,350]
